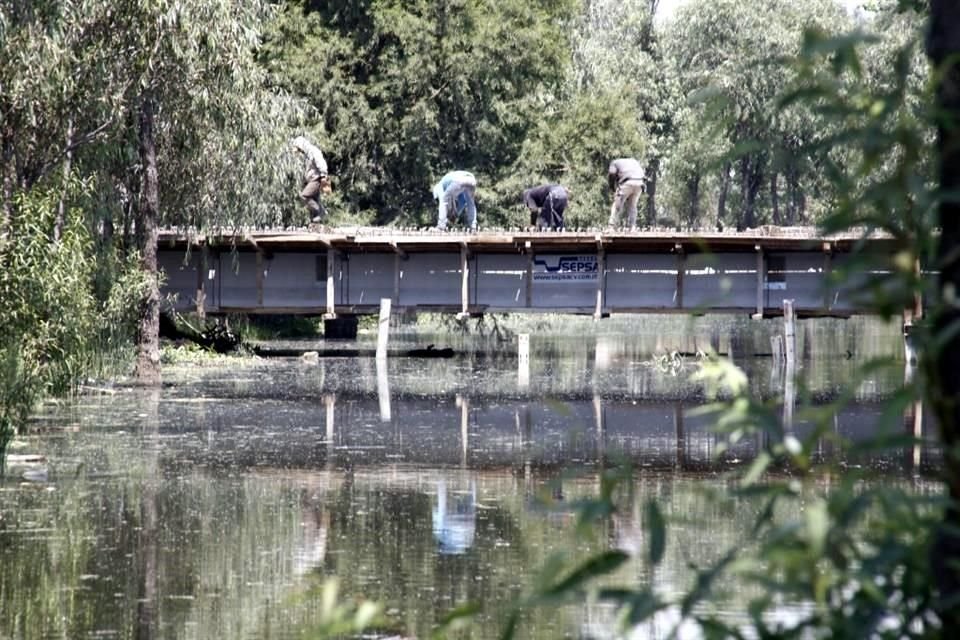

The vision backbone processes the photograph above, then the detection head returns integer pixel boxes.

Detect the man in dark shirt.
[523,184,569,230]
[607,157,646,229]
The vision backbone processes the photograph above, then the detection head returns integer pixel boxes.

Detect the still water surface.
[0,316,940,639]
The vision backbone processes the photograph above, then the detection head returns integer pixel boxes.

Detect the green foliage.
[0,0,310,450]
[260,0,577,227]
[500,87,648,228]
[0,186,145,461]
[432,13,950,640]
[662,0,859,229]
[302,578,383,638]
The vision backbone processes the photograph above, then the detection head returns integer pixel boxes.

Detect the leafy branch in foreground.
[477,21,950,640]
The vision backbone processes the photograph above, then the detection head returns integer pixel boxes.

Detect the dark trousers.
[532,188,566,230]
[300,179,325,220]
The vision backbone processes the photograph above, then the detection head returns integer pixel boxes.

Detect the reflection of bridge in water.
[158,228,908,321]
[161,391,938,475]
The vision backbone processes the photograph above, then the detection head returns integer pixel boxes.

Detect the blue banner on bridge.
[532,255,599,284]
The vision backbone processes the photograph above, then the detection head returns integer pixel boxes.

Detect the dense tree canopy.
[0,0,933,389]
[260,0,577,227]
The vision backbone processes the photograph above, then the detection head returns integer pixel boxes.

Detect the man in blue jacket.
[432,170,478,231]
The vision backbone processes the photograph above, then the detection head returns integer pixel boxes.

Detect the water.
[0,316,940,639]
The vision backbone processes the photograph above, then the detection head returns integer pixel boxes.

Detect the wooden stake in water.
[783,299,796,431]
[376,297,391,360]
[376,356,391,423]
[324,393,336,471]
[518,333,530,389]
[784,299,796,370]
[459,394,470,467]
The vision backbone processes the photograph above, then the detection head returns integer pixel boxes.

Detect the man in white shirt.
[607,157,646,229]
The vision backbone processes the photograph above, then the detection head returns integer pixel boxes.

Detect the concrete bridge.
[158,227,904,321]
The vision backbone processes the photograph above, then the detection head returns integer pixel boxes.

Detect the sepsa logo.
[534,256,598,274]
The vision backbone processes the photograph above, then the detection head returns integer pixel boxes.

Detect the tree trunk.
[645,156,659,227]
[1,126,13,241]
[717,162,731,231]
[737,155,749,230]
[686,173,700,229]
[770,171,780,225]
[54,119,74,243]
[740,154,763,230]
[927,2,960,631]
[134,92,161,385]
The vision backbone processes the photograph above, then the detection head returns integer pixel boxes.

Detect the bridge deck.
[157,227,902,318]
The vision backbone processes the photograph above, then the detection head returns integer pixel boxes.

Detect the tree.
[663,0,850,229]
[102,0,303,383]
[0,0,303,390]
[564,0,680,226]
[260,0,576,228]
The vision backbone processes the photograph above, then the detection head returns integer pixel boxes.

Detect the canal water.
[0,315,939,639]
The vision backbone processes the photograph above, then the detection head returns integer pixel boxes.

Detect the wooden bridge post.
[459,243,470,318]
[458,394,470,467]
[195,244,207,318]
[754,245,765,319]
[376,355,391,422]
[376,297,391,360]
[783,299,796,432]
[325,248,336,318]
[324,392,336,470]
[390,241,405,306]
[784,299,796,370]
[524,241,533,308]
[518,333,530,389]
[822,242,833,312]
[394,253,401,305]
[594,235,605,320]
[675,243,685,309]
[255,250,264,308]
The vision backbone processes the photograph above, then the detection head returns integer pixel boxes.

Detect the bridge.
[158,227,905,321]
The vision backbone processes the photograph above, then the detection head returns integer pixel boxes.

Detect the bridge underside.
[157,228,909,318]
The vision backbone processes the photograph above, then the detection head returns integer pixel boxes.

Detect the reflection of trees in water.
[189,316,904,402]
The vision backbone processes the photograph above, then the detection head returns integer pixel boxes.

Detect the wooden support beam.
[325,248,336,318]
[314,231,332,250]
[754,245,765,319]
[675,243,685,309]
[525,241,533,308]
[195,244,207,318]
[594,242,605,320]
[823,242,833,312]
[255,250,264,307]
[242,232,260,252]
[394,252,401,305]
[389,241,407,259]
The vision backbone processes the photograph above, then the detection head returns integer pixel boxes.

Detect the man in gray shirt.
[607,157,646,229]
[292,135,330,223]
